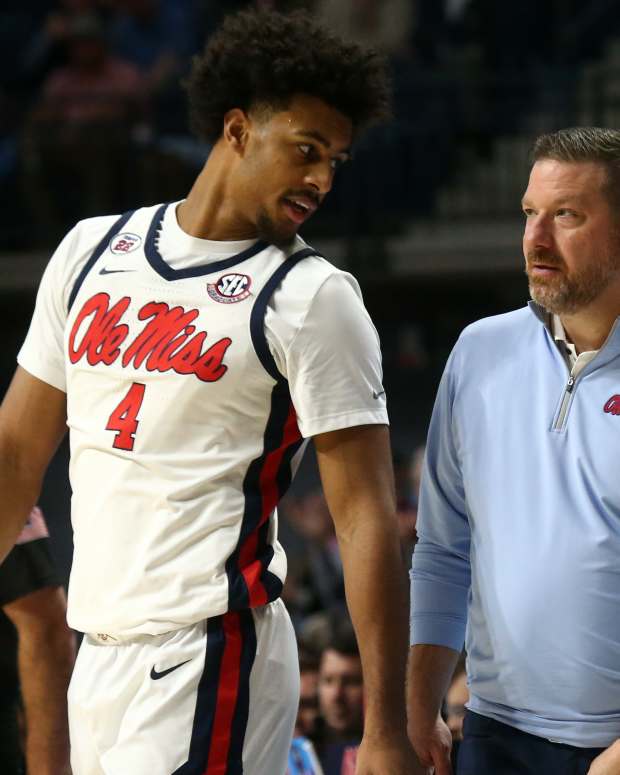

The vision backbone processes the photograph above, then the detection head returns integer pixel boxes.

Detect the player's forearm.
[0,368,67,564]
[338,515,410,736]
[0,439,42,563]
[407,643,460,731]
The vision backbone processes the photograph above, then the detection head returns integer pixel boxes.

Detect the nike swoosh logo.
[99,268,135,275]
[150,660,191,680]
[372,389,386,400]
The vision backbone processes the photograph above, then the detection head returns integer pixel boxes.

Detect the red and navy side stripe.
[173,610,257,775]
[226,248,317,611]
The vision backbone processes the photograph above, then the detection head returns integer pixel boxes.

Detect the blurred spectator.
[316,618,363,775]
[106,0,203,136]
[394,445,425,565]
[22,13,147,240]
[21,0,106,87]
[288,737,324,775]
[34,14,145,126]
[314,0,414,60]
[296,648,321,740]
[283,490,345,621]
[287,643,324,774]
[107,0,192,95]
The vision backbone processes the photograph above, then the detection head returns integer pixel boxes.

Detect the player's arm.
[3,585,75,775]
[314,423,424,775]
[407,347,472,775]
[0,366,67,564]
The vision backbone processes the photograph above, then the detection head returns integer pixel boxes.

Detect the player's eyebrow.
[293,130,352,160]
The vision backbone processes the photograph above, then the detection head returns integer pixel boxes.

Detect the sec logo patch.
[207,273,251,303]
[109,232,142,254]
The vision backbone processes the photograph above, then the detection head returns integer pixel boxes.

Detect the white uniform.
[18,201,388,774]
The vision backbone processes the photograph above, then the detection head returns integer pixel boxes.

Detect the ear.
[223,108,251,155]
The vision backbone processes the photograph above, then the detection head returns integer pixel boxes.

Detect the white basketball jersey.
[19,202,388,637]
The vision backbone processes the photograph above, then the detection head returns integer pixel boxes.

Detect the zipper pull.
[566,375,575,393]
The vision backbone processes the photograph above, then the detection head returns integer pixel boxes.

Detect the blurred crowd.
[2,0,609,249]
[280,444,469,774]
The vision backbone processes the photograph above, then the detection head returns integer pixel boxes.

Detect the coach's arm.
[314,423,425,775]
[0,366,67,565]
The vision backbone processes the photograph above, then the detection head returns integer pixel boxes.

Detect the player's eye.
[298,144,313,157]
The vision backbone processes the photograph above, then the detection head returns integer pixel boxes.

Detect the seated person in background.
[295,648,321,740]
[316,619,364,775]
[23,13,147,238]
[0,506,75,775]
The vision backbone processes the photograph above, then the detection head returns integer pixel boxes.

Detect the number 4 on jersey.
[106,383,146,451]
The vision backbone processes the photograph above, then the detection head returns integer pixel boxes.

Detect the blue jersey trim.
[249,247,319,382]
[67,210,135,312]
[144,203,269,281]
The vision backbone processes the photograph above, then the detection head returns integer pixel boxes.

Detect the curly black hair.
[185,8,391,143]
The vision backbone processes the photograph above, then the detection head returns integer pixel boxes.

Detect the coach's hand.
[355,730,429,775]
[587,739,620,774]
[408,713,453,775]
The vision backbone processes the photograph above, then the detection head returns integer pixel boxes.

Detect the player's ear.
[223,109,251,155]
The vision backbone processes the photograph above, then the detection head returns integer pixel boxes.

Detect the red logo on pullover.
[68,293,231,382]
[604,395,620,415]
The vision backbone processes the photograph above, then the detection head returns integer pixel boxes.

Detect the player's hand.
[408,713,453,775]
[587,739,620,774]
[355,730,429,775]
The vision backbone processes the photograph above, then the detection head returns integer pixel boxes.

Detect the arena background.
[1,0,619,757]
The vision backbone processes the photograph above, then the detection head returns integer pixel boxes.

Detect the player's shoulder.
[280,236,360,299]
[52,203,160,272]
[67,202,160,252]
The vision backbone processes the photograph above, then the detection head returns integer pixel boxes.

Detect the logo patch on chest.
[207,273,251,304]
[604,394,620,415]
[109,232,142,254]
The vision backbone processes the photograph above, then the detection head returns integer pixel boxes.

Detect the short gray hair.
[531,127,620,210]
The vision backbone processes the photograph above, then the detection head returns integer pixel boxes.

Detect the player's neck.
[178,150,258,241]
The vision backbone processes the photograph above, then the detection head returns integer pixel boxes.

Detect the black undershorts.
[0,538,61,607]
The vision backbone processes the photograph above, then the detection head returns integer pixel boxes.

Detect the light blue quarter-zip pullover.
[410,302,620,747]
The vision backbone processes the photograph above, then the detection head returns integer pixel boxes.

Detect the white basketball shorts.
[68,599,300,775]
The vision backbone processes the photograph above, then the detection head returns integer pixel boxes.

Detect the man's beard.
[255,209,296,250]
[526,247,620,315]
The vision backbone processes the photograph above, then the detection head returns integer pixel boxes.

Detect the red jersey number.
[106,383,146,451]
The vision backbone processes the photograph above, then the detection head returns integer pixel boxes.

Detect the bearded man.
[407,127,620,775]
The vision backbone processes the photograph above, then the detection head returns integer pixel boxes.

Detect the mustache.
[282,189,321,208]
[526,249,565,269]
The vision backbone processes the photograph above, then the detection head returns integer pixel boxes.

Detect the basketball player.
[0,9,418,775]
